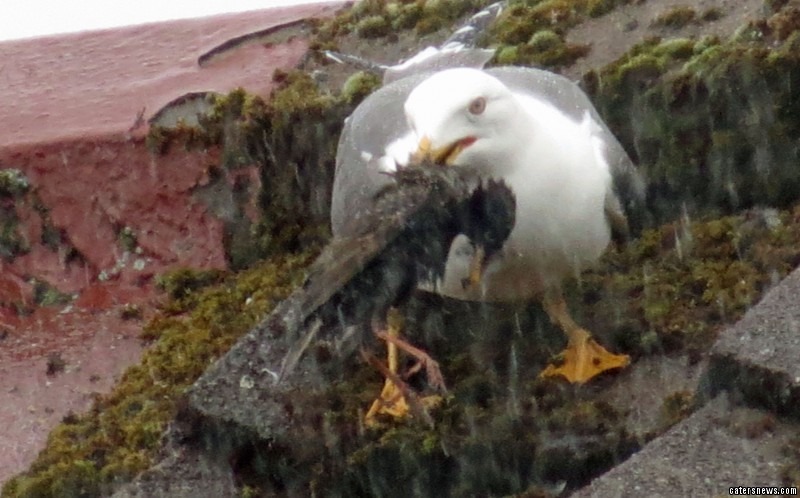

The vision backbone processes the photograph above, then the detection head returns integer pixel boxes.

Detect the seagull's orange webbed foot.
[539,290,630,384]
[539,327,630,383]
[364,308,444,426]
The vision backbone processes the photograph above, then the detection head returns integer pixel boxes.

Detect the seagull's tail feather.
[382,48,496,84]
[611,159,649,236]
[323,50,388,74]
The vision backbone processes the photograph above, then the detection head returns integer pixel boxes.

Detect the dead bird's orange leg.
[365,308,443,425]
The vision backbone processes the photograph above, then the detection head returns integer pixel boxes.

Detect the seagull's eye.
[468,96,486,115]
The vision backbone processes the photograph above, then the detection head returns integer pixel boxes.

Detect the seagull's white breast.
[434,92,613,302]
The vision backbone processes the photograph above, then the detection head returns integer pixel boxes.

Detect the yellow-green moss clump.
[31,279,72,307]
[0,169,30,198]
[586,0,628,18]
[155,267,226,302]
[145,88,269,158]
[650,6,697,29]
[650,6,723,28]
[1,249,318,498]
[495,26,590,68]
[0,168,31,261]
[341,70,382,104]
[659,391,694,428]
[144,120,215,155]
[246,70,347,256]
[768,5,800,41]
[355,14,392,38]
[0,208,26,262]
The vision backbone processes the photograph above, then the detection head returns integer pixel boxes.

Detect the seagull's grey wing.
[488,66,648,234]
[331,72,430,238]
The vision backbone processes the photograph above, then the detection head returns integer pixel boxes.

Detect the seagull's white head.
[404,68,524,172]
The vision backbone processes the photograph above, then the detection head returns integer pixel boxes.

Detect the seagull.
[331,61,645,420]
[327,0,644,419]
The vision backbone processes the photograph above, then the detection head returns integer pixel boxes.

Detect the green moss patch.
[486,0,641,68]
[0,169,31,261]
[0,169,30,198]
[31,279,72,307]
[650,6,729,29]
[584,8,800,222]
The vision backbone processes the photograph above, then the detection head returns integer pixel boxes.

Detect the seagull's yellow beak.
[411,135,477,166]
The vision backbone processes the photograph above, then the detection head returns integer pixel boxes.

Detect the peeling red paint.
[2,138,230,286]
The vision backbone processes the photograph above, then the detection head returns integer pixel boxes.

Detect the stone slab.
[575,394,797,497]
[703,267,800,419]
[577,267,800,496]
[111,446,236,498]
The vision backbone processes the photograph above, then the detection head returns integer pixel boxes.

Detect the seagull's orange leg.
[365,308,443,425]
[539,288,629,383]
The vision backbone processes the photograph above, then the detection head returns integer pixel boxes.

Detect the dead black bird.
[276,163,515,423]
